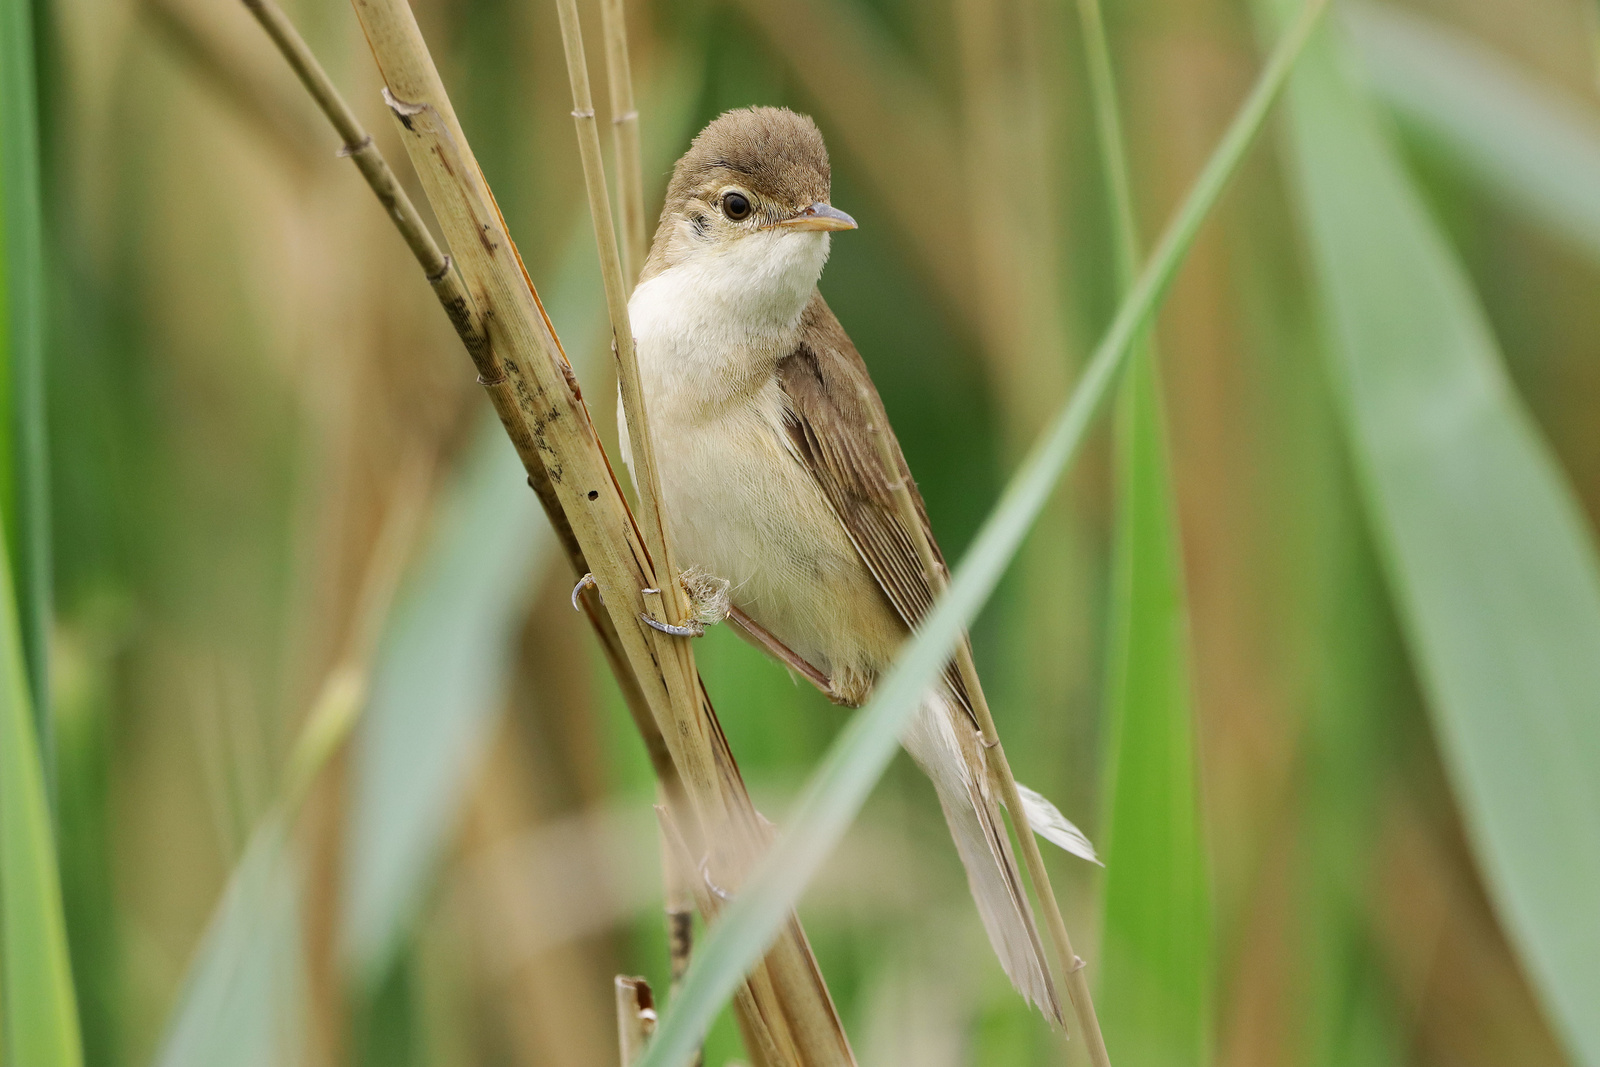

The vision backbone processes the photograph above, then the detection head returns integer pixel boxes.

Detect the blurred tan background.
[36,0,1599,1063]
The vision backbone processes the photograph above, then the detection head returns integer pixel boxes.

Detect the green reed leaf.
[1072,1,1211,1061]
[1349,1,1600,265]
[1,0,52,784]
[1265,3,1600,1061]
[0,532,82,1066]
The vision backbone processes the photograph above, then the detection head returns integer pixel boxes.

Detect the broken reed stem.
[866,423,1112,1064]
[658,814,704,1067]
[596,0,648,285]
[250,0,856,1060]
[616,976,658,1066]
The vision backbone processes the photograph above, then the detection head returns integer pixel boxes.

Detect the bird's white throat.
[628,229,830,405]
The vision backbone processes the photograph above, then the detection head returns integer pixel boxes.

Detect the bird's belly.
[653,400,903,681]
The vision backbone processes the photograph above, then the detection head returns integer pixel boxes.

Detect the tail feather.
[901,689,1063,1024]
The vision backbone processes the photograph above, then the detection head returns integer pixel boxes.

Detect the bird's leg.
[725,606,859,704]
[679,566,732,627]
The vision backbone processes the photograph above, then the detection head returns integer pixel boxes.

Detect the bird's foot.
[639,611,704,637]
[638,566,732,638]
[680,566,732,627]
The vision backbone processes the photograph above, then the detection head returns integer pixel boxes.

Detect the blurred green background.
[6,0,1599,1063]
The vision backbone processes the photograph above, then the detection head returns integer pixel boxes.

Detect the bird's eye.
[721,192,752,221]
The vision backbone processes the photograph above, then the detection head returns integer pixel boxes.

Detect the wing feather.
[776,292,975,721]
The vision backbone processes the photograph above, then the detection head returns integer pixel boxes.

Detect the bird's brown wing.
[776,292,975,721]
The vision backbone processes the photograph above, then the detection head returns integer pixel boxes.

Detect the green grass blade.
[0,0,52,783]
[1074,1,1211,1062]
[1347,1,1600,265]
[1099,358,1209,1067]
[152,661,367,1067]
[1264,3,1600,1061]
[636,5,1325,1063]
[0,532,82,1065]
[151,816,304,1067]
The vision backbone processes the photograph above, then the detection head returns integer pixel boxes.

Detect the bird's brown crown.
[660,107,831,222]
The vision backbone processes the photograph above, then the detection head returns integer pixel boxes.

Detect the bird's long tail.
[901,687,1064,1024]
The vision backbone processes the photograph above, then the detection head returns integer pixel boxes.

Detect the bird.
[618,105,1095,1021]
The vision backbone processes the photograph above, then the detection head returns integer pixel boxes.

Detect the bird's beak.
[768,202,858,232]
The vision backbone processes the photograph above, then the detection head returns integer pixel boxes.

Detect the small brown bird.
[620,106,1095,1020]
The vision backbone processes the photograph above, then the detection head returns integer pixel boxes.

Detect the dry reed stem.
[616,977,658,1065]
[596,0,648,285]
[866,420,1112,1063]
[247,0,856,1059]
[556,3,709,1050]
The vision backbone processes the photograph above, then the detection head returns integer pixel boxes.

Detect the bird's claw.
[639,611,705,638]
[698,857,732,901]
[636,567,733,637]
[570,572,597,611]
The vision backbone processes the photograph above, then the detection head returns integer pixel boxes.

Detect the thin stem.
[1075,0,1142,290]
[242,0,444,276]
[597,0,648,285]
[864,424,1105,1054]
[551,0,690,629]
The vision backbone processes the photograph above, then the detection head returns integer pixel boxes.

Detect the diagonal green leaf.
[0,529,82,1066]
[1263,3,1600,1062]
[636,4,1326,1063]
[151,663,365,1067]
[341,409,553,985]
[341,222,615,988]
[1,0,52,785]
[151,815,304,1067]
[1347,1,1600,266]
[1072,1,1211,1062]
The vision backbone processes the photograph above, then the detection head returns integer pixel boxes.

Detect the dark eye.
[722,192,752,221]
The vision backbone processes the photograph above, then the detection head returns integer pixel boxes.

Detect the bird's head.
[643,107,855,295]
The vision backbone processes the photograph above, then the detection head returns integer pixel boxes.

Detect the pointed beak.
[767,202,858,232]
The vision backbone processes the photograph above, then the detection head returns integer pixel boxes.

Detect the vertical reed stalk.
[597,0,648,284]
[575,4,703,1056]
[864,425,1112,1064]
[549,0,701,755]
[550,0,674,601]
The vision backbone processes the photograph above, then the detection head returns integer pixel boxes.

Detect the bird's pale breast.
[625,263,904,685]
